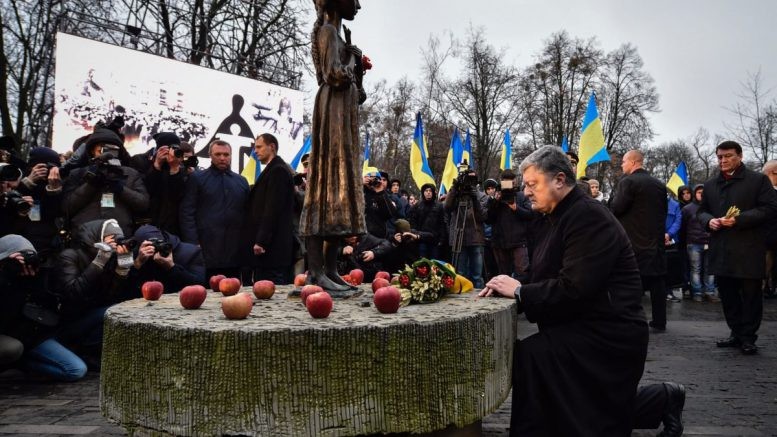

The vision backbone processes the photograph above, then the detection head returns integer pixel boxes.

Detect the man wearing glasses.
[698,141,777,355]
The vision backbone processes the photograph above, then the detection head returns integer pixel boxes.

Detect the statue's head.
[314,0,360,20]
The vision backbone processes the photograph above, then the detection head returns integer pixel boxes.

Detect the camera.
[0,249,40,275]
[500,179,518,203]
[453,161,478,193]
[84,152,125,184]
[365,175,382,188]
[2,190,32,215]
[115,236,137,250]
[147,237,172,257]
[170,145,184,159]
[182,155,198,168]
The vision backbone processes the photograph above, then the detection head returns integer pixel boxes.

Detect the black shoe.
[649,321,666,332]
[716,336,740,348]
[657,382,685,437]
[741,342,758,355]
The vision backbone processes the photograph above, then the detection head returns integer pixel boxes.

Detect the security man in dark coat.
[480,146,684,437]
[698,141,777,355]
[243,133,295,284]
[179,140,249,279]
[610,150,669,331]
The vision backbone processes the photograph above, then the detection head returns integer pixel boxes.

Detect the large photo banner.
[52,32,305,174]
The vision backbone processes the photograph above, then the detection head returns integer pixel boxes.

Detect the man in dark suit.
[610,150,669,331]
[698,141,777,355]
[244,133,295,284]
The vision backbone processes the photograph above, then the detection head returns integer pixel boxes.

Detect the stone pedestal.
[100,285,516,436]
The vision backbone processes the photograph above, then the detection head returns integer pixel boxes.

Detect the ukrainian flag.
[500,129,512,170]
[463,128,474,168]
[241,148,262,185]
[362,132,371,175]
[289,135,311,172]
[440,127,463,196]
[577,92,609,179]
[410,112,436,190]
[561,135,569,153]
[666,161,689,197]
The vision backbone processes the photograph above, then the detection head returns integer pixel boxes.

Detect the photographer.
[387,219,421,272]
[144,133,196,235]
[0,235,87,381]
[1,163,31,236]
[407,183,444,259]
[486,169,535,281]
[337,233,392,282]
[9,148,66,262]
[363,169,398,239]
[62,128,149,235]
[56,219,135,346]
[444,165,489,288]
[130,224,205,293]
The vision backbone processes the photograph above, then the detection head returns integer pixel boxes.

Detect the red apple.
[294,273,307,287]
[179,285,207,309]
[219,277,241,296]
[300,284,323,306]
[374,286,401,314]
[349,269,364,285]
[374,271,391,281]
[253,280,275,299]
[221,293,253,319]
[306,291,333,318]
[372,277,390,293]
[141,281,164,301]
[209,274,226,291]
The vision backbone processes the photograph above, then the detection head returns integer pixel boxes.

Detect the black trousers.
[250,265,292,285]
[641,275,667,328]
[511,320,648,436]
[205,267,241,280]
[717,276,763,344]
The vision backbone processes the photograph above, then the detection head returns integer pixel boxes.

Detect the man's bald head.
[763,160,777,187]
[620,150,644,175]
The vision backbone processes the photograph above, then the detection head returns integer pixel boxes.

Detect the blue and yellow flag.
[462,128,474,169]
[410,112,436,190]
[440,127,463,196]
[577,92,609,179]
[561,135,569,153]
[362,132,371,174]
[289,136,311,172]
[241,148,262,185]
[666,161,689,197]
[500,129,512,170]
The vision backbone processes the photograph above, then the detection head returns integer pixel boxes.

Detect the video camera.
[453,161,478,194]
[499,179,518,204]
[147,237,172,257]
[84,152,125,184]
[182,155,198,169]
[2,190,31,215]
[169,145,184,159]
[0,249,40,275]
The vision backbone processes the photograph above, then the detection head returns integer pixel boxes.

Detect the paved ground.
[1,296,776,436]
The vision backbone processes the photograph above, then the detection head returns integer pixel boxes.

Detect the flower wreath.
[394,258,459,305]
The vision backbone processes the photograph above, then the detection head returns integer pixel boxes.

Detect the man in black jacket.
[480,146,683,437]
[407,183,444,259]
[243,133,295,284]
[130,224,206,294]
[486,170,534,281]
[610,150,669,331]
[144,133,193,235]
[363,170,398,239]
[698,141,777,355]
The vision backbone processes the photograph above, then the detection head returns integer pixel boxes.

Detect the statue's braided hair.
[311,0,326,86]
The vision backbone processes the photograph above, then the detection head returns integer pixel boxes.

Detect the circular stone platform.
[100,285,517,436]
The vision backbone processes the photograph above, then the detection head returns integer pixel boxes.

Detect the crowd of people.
[1,116,776,435]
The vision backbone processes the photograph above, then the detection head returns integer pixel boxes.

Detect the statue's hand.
[348,44,363,60]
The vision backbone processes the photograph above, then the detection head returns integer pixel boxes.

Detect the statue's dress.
[300,23,366,237]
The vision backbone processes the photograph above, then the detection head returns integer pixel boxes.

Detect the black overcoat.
[697,165,777,279]
[610,168,668,276]
[243,156,295,268]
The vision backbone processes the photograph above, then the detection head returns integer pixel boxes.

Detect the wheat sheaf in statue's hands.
[724,206,741,219]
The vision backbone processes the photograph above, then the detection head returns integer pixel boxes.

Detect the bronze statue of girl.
[299,0,368,295]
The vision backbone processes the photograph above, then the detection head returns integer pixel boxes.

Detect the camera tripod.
[451,193,472,273]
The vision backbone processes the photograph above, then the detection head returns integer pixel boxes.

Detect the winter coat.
[407,188,445,247]
[130,224,206,294]
[0,269,60,349]
[665,197,681,242]
[337,234,393,282]
[610,168,668,276]
[681,201,709,245]
[55,220,136,318]
[243,156,295,268]
[62,165,149,236]
[486,191,535,249]
[364,187,398,239]
[179,166,249,269]
[12,177,64,256]
[144,164,188,236]
[697,165,777,279]
[443,186,489,247]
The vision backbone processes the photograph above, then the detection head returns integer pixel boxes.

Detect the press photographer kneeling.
[130,224,206,294]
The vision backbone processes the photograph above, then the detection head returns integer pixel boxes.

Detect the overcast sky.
[315,0,776,147]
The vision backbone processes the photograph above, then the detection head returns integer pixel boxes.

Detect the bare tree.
[724,69,777,165]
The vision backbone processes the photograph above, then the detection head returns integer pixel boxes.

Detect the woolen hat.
[394,219,411,233]
[86,128,123,149]
[0,234,35,261]
[153,132,181,148]
[28,147,60,167]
